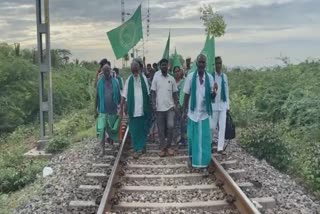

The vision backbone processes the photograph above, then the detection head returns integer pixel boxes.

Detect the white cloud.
[169,0,298,19]
[221,25,320,43]
[0,0,319,67]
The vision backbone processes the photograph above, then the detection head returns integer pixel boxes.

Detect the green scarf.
[97,75,120,113]
[190,71,213,116]
[127,74,150,118]
[212,72,227,102]
[116,76,123,90]
[177,78,185,106]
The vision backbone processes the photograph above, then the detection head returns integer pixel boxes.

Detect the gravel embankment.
[14,137,320,214]
[217,140,320,214]
[14,139,117,214]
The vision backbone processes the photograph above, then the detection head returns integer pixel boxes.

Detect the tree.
[20,48,38,64]
[14,43,20,56]
[80,60,99,71]
[199,4,226,37]
[0,43,14,57]
[74,58,80,65]
[50,49,72,68]
[275,54,291,66]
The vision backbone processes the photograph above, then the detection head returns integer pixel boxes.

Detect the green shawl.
[212,72,227,102]
[116,76,123,90]
[177,78,185,106]
[127,74,150,118]
[97,75,120,113]
[190,71,213,116]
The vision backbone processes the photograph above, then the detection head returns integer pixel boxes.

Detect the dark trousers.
[156,108,175,150]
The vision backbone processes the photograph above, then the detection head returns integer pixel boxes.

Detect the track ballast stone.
[216,140,320,214]
[14,138,116,214]
[13,137,320,214]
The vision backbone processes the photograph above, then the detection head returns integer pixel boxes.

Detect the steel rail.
[211,156,261,214]
[97,126,129,214]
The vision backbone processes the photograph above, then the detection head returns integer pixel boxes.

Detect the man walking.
[121,61,151,159]
[151,58,179,157]
[211,56,230,153]
[183,54,214,170]
[95,65,121,155]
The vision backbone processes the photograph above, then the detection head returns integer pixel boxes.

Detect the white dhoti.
[211,110,227,151]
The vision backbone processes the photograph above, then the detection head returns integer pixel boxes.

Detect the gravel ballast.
[216,140,320,214]
[13,137,320,214]
[14,139,116,214]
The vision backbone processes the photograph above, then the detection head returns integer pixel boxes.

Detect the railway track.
[68,117,129,214]
[68,116,275,214]
[95,127,275,214]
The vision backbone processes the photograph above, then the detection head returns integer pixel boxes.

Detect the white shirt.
[183,71,214,122]
[212,72,230,111]
[123,74,150,117]
[154,70,161,78]
[151,72,178,112]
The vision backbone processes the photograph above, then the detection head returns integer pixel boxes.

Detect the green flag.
[162,32,170,60]
[187,35,215,75]
[107,5,143,59]
[172,48,182,70]
[201,34,215,72]
[211,36,216,69]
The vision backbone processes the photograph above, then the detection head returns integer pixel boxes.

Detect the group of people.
[94,53,230,171]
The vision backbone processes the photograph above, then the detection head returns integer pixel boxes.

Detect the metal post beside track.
[35,0,53,149]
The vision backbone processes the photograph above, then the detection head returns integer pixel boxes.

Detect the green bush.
[45,135,70,154]
[229,61,320,193]
[229,93,258,127]
[300,141,320,190]
[0,159,46,193]
[52,65,94,115]
[0,109,94,195]
[240,122,291,171]
[0,43,96,133]
[0,44,97,197]
[289,139,320,191]
[54,109,94,137]
[0,56,38,132]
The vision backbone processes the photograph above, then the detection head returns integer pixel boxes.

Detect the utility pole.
[121,0,125,68]
[35,0,53,150]
[145,0,150,56]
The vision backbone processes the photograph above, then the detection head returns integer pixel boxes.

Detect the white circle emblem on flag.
[120,20,137,49]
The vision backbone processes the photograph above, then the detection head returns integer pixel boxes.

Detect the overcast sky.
[0,0,319,67]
